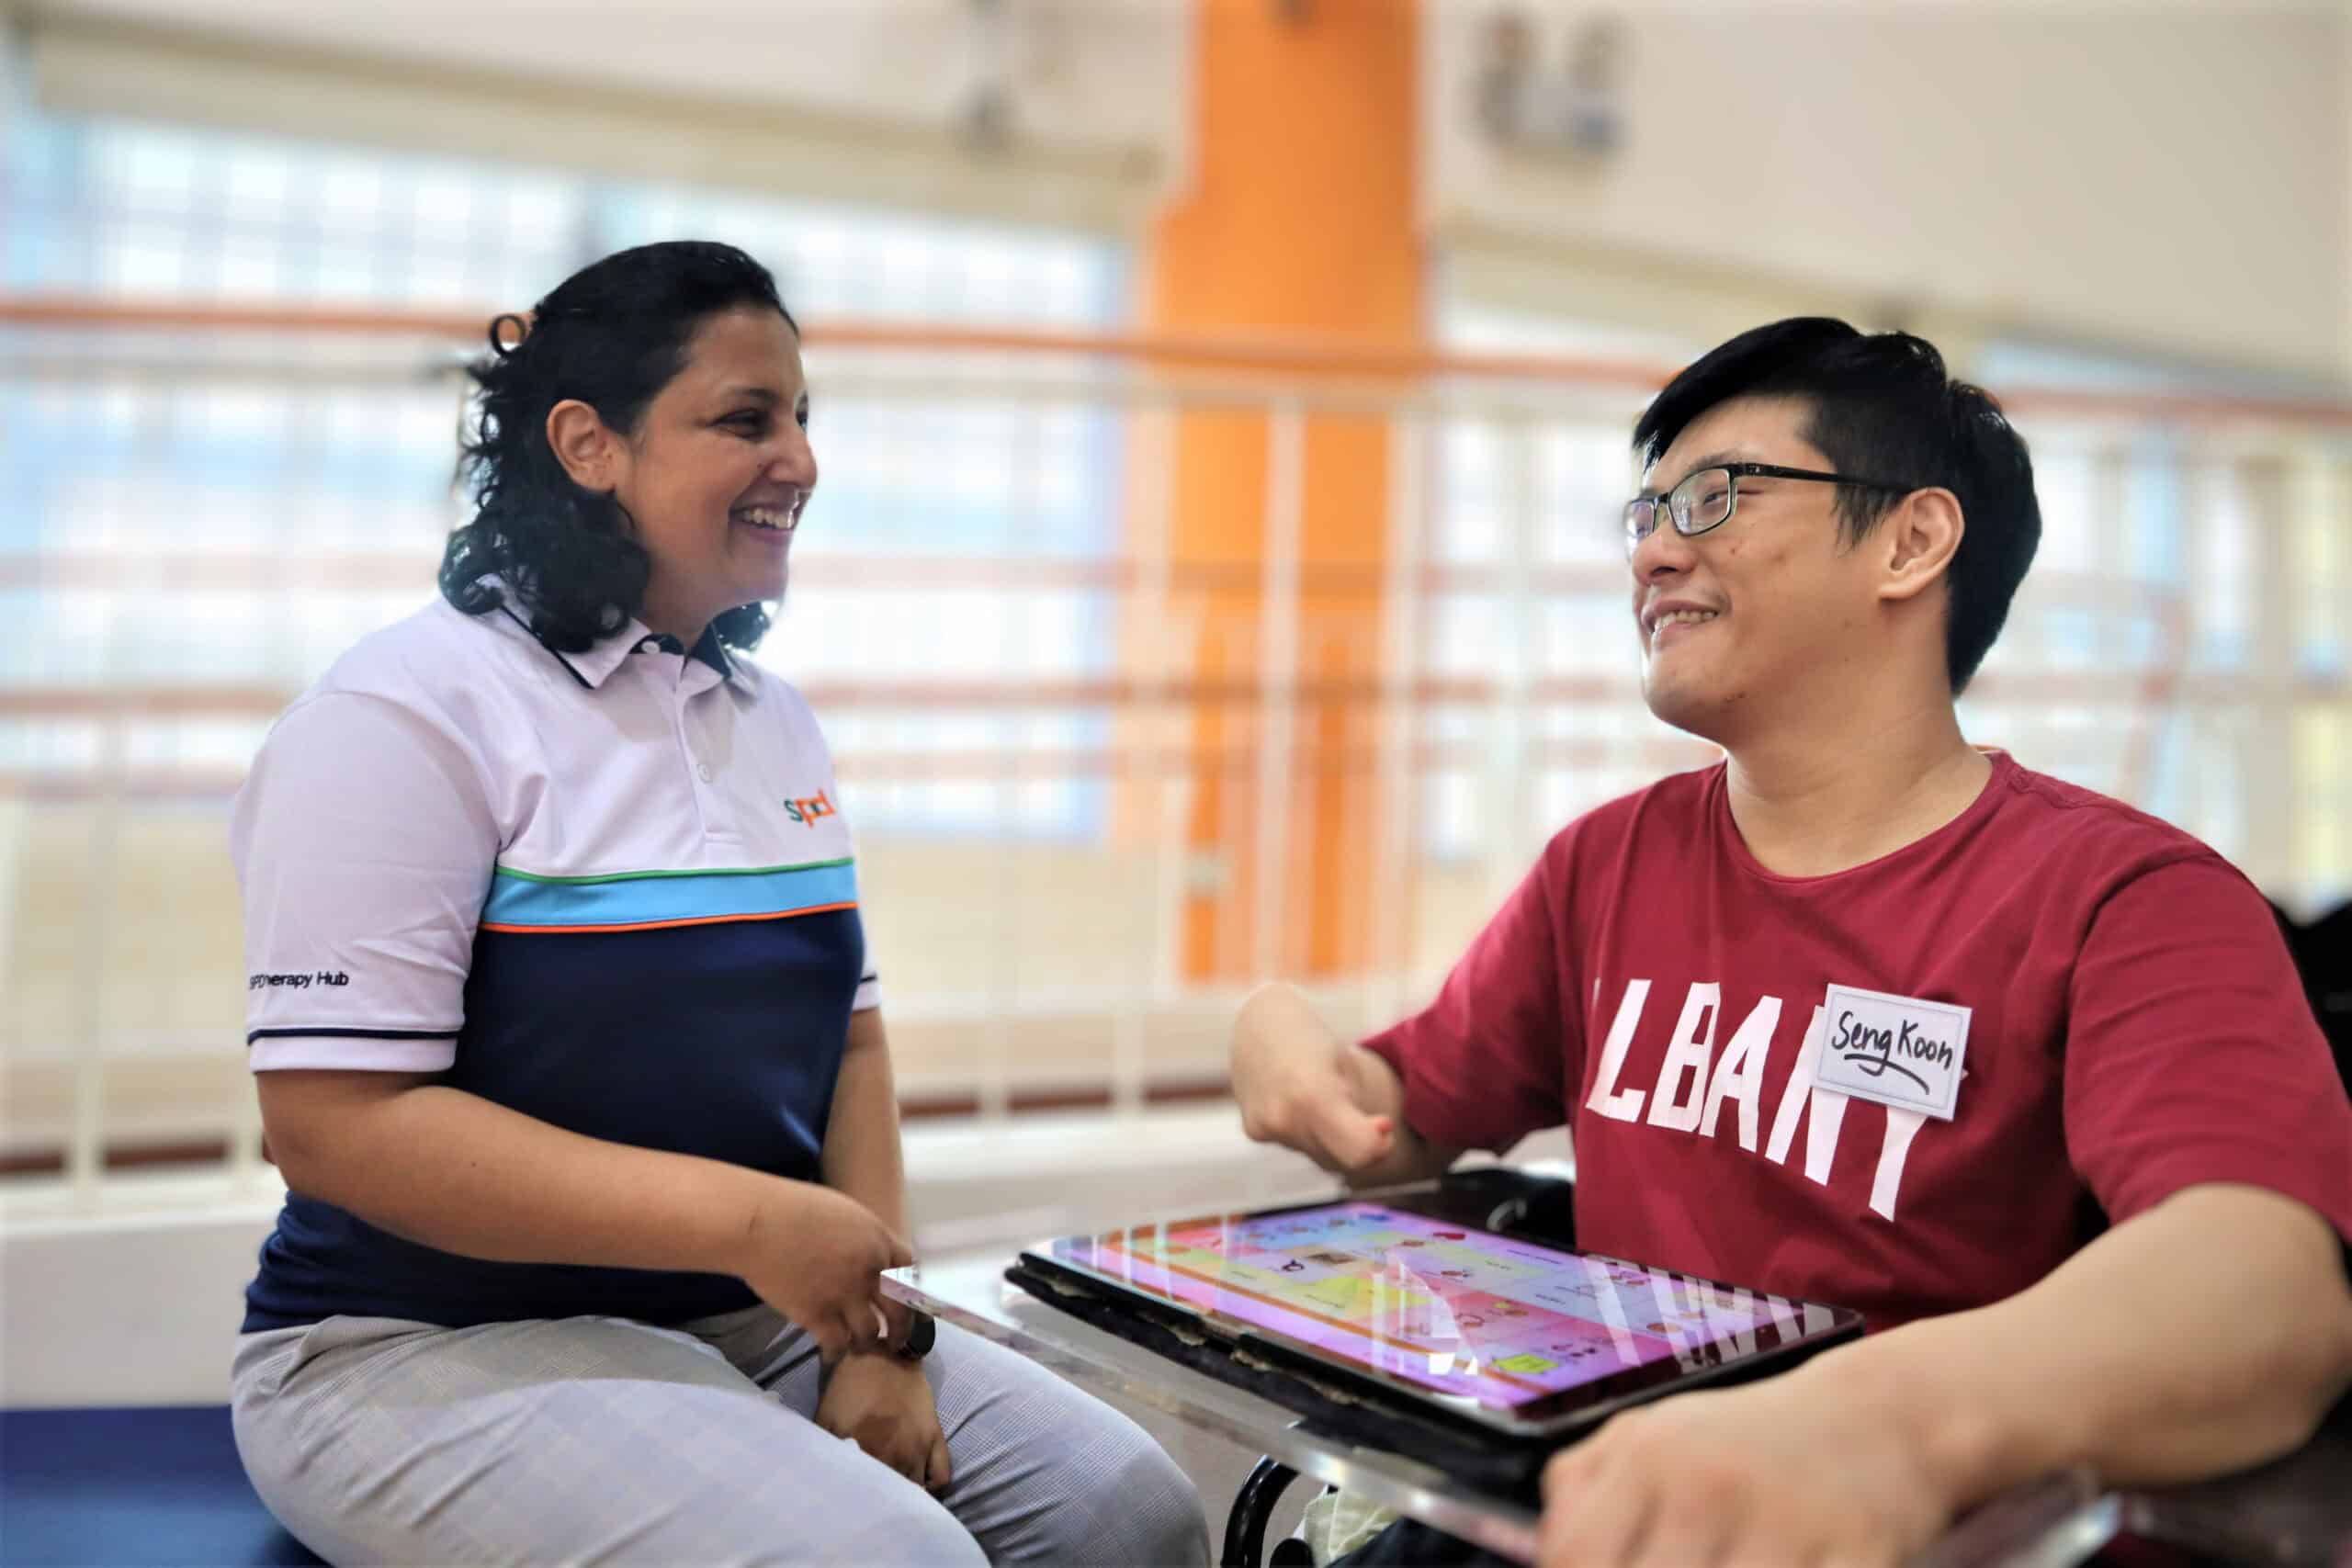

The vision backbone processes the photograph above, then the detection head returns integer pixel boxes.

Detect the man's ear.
[546,399,621,492]
[1877,488,1964,604]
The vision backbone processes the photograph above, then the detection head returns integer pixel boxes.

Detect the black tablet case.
[1003,1168,1860,1502]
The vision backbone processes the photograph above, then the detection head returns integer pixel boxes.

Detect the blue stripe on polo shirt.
[481,858,857,931]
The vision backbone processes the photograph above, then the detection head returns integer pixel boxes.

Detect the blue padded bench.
[0,1405,321,1567]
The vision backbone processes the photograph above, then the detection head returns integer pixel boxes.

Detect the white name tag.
[1816,985,1972,1121]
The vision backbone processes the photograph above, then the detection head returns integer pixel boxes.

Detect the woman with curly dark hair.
[225,241,1206,1566]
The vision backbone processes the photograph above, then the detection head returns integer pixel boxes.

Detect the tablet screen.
[1038,1200,1844,1417]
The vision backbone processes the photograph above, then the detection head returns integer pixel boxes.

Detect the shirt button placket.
[683,689,739,842]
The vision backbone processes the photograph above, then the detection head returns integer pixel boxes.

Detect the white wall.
[32,0,1183,153]
[21,0,1188,228]
[1428,2,2352,379]
[25,0,2346,378]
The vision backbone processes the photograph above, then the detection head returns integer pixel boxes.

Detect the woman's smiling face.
[556,304,817,642]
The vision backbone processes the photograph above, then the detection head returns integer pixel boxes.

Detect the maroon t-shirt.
[1365,751,2352,1330]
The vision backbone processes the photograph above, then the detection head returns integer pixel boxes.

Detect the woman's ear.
[546,400,620,492]
[1877,488,1964,604]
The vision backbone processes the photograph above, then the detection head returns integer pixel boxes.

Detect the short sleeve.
[2064,855,2352,1248]
[1360,852,1575,1152]
[231,692,499,1071]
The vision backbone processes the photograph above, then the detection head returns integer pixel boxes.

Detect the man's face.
[1629,395,1886,743]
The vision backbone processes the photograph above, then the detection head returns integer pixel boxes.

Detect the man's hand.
[1232,983,1410,1177]
[1538,1371,1956,1568]
[1535,1187,2352,1567]
[817,1354,953,1494]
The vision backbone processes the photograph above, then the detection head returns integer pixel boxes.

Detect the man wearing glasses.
[1233,318,2352,1567]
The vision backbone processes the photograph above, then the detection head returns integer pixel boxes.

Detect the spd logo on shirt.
[1817,984,1972,1121]
[784,790,837,828]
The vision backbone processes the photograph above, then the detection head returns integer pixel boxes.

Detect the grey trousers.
[230,1305,1209,1567]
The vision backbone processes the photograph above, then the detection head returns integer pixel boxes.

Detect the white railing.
[3,300,2347,1209]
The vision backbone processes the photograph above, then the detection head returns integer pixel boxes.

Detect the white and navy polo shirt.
[230,593,877,1331]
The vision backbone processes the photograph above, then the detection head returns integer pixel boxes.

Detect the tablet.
[1012,1194,1863,1442]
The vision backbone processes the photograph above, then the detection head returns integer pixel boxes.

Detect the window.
[2,104,1132,843]
[1419,302,1710,870]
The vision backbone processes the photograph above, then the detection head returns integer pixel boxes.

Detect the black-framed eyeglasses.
[1623,463,1917,556]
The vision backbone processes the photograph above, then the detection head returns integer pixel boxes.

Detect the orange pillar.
[1144,0,1421,980]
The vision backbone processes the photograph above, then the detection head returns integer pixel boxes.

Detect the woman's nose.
[769,432,817,490]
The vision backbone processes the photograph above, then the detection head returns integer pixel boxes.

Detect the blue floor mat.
[0,1405,321,1567]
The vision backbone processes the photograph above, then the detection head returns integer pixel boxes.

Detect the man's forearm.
[821,1009,908,1235]
[1809,1184,2352,1507]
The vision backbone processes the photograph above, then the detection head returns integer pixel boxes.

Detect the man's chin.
[1642,680,1726,743]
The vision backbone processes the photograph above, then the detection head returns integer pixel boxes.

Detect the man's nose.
[1630,520,1695,582]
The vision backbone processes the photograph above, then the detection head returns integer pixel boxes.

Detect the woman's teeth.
[1655,609,1717,628]
[735,507,793,531]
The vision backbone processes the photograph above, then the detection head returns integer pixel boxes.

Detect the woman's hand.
[735,1180,913,1362]
[818,1354,953,1493]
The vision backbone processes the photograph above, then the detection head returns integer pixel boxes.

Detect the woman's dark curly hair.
[441,240,797,653]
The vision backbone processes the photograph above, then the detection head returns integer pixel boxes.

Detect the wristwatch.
[897,1311,937,1361]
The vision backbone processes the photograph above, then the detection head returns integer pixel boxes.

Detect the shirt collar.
[684,624,737,681]
[497,603,739,692]
[626,626,738,681]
